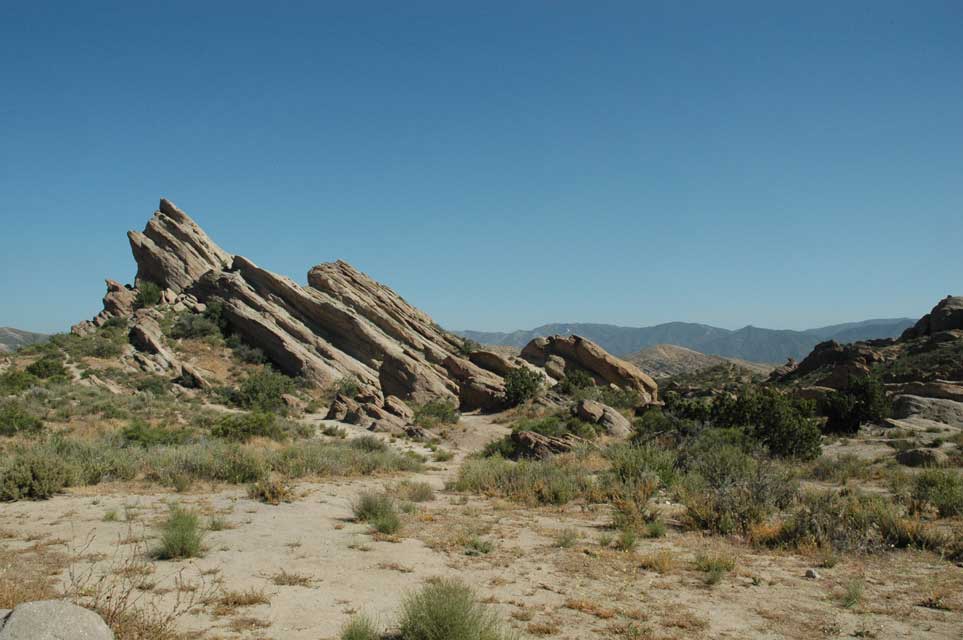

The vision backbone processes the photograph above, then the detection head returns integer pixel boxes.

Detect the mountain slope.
[0,327,49,353]
[458,318,915,363]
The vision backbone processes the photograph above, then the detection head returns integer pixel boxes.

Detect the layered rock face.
[77,198,657,422]
[521,335,659,404]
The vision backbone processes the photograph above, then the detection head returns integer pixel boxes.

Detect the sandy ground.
[2,415,961,639]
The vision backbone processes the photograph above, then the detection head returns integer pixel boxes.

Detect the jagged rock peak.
[902,295,963,339]
[127,198,232,292]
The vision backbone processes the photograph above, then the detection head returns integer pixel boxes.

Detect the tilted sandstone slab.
[521,335,658,404]
[128,198,232,292]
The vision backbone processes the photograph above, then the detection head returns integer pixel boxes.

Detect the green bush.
[121,419,191,447]
[25,356,66,379]
[823,376,891,434]
[912,469,963,517]
[0,369,37,395]
[503,367,542,406]
[132,374,171,396]
[135,281,163,308]
[706,387,821,460]
[211,411,285,442]
[0,452,70,500]
[398,578,511,640]
[353,492,401,534]
[457,338,481,357]
[414,399,460,428]
[557,369,595,395]
[169,313,220,339]
[154,505,204,559]
[227,369,295,412]
[0,401,44,436]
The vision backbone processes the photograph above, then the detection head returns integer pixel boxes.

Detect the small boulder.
[0,600,114,640]
[573,399,633,438]
[896,448,949,468]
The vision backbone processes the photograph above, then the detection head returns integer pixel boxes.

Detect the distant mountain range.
[0,327,49,354]
[625,344,775,379]
[456,318,915,364]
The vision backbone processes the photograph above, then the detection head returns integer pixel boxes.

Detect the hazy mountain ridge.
[457,318,915,363]
[0,327,49,354]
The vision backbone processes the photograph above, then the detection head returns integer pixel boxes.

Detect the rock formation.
[520,335,659,404]
[901,296,963,339]
[74,198,658,424]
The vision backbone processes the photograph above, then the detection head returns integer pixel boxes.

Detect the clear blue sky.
[1,2,961,334]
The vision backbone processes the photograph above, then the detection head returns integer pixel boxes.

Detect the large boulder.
[0,600,113,640]
[521,335,658,404]
[101,280,136,318]
[510,430,588,460]
[442,355,507,412]
[379,353,457,405]
[573,399,633,438]
[893,395,963,429]
[896,448,949,468]
[902,296,963,339]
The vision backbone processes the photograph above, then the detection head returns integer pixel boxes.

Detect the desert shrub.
[453,455,592,506]
[211,411,286,442]
[353,492,401,534]
[325,375,361,401]
[0,451,70,500]
[132,374,171,396]
[912,469,963,517]
[414,399,460,428]
[202,298,229,330]
[694,551,735,585]
[232,342,266,364]
[227,369,295,412]
[677,439,796,534]
[154,505,204,559]
[169,313,220,339]
[0,401,43,436]
[145,441,268,486]
[772,490,939,553]
[268,438,421,478]
[398,578,510,640]
[808,454,868,483]
[77,334,125,359]
[25,355,65,379]
[457,338,481,356]
[121,419,191,447]
[553,528,578,548]
[135,281,163,308]
[557,368,595,395]
[341,614,380,640]
[0,369,37,395]
[248,476,295,504]
[604,443,678,488]
[397,480,435,502]
[823,376,891,434]
[503,367,542,406]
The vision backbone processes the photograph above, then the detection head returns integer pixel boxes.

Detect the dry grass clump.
[213,588,271,616]
[451,455,593,506]
[564,598,617,619]
[638,550,676,574]
[396,480,435,503]
[248,476,296,504]
[271,568,314,586]
[694,550,736,585]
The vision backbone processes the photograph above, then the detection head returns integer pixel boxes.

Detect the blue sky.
[1,1,961,334]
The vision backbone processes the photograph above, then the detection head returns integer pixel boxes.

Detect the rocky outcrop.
[902,296,963,339]
[510,430,589,459]
[573,399,633,437]
[521,335,658,405]
[128,198,231,292]
[79,198,660,417]
[0,600,114,640]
